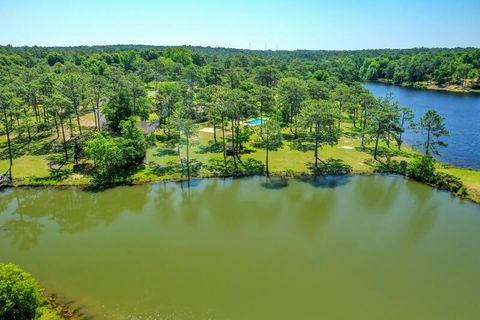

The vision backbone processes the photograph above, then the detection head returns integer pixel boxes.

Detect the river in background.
[364,82,480,169]
[1,176,479,320]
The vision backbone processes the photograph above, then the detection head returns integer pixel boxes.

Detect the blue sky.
[1,0,479,50]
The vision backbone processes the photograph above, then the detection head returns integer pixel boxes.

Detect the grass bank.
[1,119,479,204]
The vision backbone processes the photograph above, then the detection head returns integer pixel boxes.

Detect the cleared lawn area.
[145,123,414,176]
[0,155,50,178]
[439,167,480,202]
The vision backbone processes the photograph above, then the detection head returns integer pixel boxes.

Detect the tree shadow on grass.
[196,141,223,154]
[207,157,264,176]
[0,131,61,159]
[358,145,415,159]
[154,148,178,157]
[150,160,179,177]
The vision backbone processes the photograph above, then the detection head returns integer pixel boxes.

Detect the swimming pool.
[245,118,267,125]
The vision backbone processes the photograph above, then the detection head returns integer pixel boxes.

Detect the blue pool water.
[245,119,267,125]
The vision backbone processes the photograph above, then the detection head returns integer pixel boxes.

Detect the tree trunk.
[186,134,190,182]
[260,104,263,136]
[231,119,237,169]
[75,106,82,135]
[3,108,13,181]
[361,109,368,149]
[425,125,431,156]
[53,116,60,139]
[96,101,101,129]
[373,126,381,160]
[42,105,47,124]
[69,117,74,138]
[32,94,39,123]
[213,122,217,144]
[93,106,98,130]
[338,103,342,129]
[398,118,405,150]
[265,130,269,177]
[221,117,227,169]
[235,119,241,157]
[314,123,319,173]
[23,108,31,142]
[59,116,68,162]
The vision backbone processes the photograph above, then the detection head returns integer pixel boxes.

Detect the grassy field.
[1,116,479,203]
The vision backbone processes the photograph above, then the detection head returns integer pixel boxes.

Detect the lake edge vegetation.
[0,45,479,204]
[0,262,80,320]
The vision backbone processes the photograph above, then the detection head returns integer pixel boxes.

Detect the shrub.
[374,160,408,175]
[0,263,42,320]
[435,172,463,193]
[311,158,352,175]
[36,305,63,320]
[407,155,436,183]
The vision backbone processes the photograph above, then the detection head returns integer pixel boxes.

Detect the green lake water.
[0,176,479,320]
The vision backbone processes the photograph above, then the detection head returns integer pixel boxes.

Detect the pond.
[363,82,480,169]
[1,176,480,320]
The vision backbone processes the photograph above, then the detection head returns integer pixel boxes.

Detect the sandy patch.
[339,146,354,150]
[199,127,218,133]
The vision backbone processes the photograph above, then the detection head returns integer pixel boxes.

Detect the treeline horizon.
[1,43,478,52]
[2,45,479,87]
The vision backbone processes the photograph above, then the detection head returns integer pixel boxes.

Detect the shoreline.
[373,79,480,94]
[2,169,479,205]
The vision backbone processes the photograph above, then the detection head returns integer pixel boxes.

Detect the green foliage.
[295,99,340,169]
[85,132,126,183]
[0,263,42,320]
[359,49,480,86]
[46,52,64,66]
[86,117,147,184]
[103,88,150,129]
[36,306,63,320]
[163,46,193,66]
[374,160,408,175]
[253,119,283,150]
[309,158,352,175]
[418,109,449,156]
[119,117,147,163]
[407,155,436,183]
[434,172,463,193]
[277,77,308,126]
[365,94,402,159]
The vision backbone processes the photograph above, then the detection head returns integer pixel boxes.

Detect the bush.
[0,263,42,319]
[407,155,436,183]
[36,305,63,320]
[435,172,463,193]
[311,158,352,175]
[374,160,408,175]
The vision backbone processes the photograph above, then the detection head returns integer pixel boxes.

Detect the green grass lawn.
[143,122,413,177]
[0,155,50,178]
[439,166,480,202]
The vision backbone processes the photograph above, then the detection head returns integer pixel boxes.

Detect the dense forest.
[0,45,472,191]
